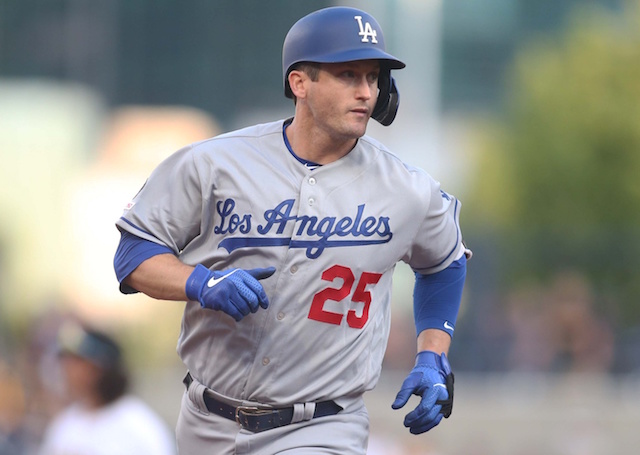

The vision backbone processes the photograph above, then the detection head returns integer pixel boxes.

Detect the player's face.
[307,60,380,141]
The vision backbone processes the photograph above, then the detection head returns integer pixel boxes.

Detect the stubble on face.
[307,61,380,143]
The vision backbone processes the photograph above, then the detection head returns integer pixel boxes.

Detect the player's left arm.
[392,253,467,434]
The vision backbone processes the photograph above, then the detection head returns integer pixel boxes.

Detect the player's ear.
[288,70,308,100]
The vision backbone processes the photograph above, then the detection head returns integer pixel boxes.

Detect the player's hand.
[185,264,276,321]
[391,351,454,434]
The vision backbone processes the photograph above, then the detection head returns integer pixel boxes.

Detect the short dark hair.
[96,362,129,405]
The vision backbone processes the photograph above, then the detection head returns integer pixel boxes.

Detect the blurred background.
[1,0,639,454]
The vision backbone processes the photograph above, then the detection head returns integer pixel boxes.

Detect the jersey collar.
[282,118,322,171]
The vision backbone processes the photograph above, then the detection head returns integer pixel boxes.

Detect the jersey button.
[262,357,270,366]
[308,177,316,185]
[308,198,315,206]
[277,312,285,320]
[290,265,298,274]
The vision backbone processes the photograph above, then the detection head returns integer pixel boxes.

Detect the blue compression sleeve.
[113,230,174,294]
[413,255,467,338]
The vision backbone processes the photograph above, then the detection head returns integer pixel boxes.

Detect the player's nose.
[355,76,373,100]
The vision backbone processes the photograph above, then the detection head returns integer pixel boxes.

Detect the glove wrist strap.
[415,350,442,368]
[185,264,212,301]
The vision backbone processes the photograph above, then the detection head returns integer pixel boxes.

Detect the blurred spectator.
[548,271,614,373]
[0,363,28,455]
[37,320,176,455]
[506,284,558,372]
[506,270,614,374]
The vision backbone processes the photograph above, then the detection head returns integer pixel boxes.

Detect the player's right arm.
[113,229,188,298]
[113,146,274,320]
[123,252,193,301]
[114,231,275,321]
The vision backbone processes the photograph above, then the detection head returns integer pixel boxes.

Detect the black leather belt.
[183,372,342,433]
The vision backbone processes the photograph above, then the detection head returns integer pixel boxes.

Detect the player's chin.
[345,125,368,140]
[346,113,370,136]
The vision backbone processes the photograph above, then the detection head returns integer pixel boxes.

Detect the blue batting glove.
[185,264,276,321]
[392,351,454,434]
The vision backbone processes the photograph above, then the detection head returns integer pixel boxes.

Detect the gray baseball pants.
[176,387,369,454]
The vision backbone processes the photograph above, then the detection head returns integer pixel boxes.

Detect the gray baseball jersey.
[116,118,465,409]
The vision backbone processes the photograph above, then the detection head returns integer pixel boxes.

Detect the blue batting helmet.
[282,6,406,126]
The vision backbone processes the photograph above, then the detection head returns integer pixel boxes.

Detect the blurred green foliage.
[466,1,640,325]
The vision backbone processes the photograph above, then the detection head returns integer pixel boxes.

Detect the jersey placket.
[242,172,323,401]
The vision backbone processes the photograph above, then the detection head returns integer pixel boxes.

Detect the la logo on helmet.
[354,16,378,43]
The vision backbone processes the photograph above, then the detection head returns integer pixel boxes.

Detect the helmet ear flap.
[372,70,400,126]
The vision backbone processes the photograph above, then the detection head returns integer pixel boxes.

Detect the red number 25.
[308,265,382,329]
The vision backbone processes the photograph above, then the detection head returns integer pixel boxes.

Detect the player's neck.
[286,117,357,165]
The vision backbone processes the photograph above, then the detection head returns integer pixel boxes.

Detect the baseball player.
[113,6,470,454]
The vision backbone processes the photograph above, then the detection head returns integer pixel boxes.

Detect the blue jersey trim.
[432,198,460,269]
[282,119,321,169]
[113,230,174,294]
[413,255,467,338]
[118,217,155,238]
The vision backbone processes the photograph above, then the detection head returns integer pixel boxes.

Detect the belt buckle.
[235,405,277,432]
[235,405,259,425]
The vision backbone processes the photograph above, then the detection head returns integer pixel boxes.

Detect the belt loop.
[303,402,316,421]
[186,375,210,416]
[290,402,316,424]
[290,403,304,424]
